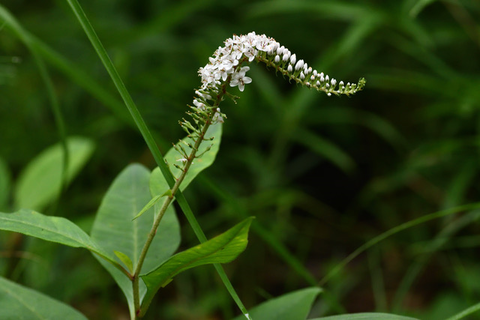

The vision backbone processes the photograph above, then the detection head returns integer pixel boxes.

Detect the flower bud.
[290,54,296,65]
[295,59,304,71]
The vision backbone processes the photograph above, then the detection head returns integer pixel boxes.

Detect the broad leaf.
[233,287,321,320]
[0,276,87,320]
[0,209,117,266]
[91,163,180,319]
[150,122,222,196]
[140,217,254,314]
[0,157,10,211]
[311,313,419,320]
[14,136,95,211]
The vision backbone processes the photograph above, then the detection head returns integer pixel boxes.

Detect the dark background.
[1,0,480,319]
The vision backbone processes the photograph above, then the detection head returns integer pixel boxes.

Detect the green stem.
[135,108,216,317]
[65,2,249,318]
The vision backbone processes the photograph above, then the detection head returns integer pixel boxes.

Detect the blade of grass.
[391,209,480,312]
[444,302,480,320]
[199,175,318,286]
[319,202,480,286]
[64,1,250,318]
[0,5,68,212]
[0,5,132,125]
[368,247,388,312]
[31,35,132,124]
[294,128,356,174]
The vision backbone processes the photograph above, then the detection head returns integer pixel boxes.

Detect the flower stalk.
[133,31,365,319]
[133,83,229,318]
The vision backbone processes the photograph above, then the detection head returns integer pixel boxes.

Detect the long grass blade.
[0,5,69,209]
[319,202,480,286]
[64,1,249,318]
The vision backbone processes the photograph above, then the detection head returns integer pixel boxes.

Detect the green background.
[1,0,480,319]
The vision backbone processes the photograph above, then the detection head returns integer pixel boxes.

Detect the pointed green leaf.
[140,217,254,313]
[311,313,419,320]
[114,250,134,273]
[233,287,321,320]
[0,209,118,267]
[14,136,95,211]
[91,164,180,319]
[0,276,87,320]
[132,193,166,221]
[150,123,222,196]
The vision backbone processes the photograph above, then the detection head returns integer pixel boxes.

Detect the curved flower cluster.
[198,31,364,95]
[189,32,365,126]
[175,32,365,169]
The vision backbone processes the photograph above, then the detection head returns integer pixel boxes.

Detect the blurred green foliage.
[1,0,480,319]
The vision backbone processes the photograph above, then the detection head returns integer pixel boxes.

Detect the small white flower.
[193,99,205,108]
[194,31,364,101]
[290,53,296,65]
[295,59,304,71]
[230,72,252,92]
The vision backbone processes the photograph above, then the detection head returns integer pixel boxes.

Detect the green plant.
[0,1,365,319]
[3,1,479,320]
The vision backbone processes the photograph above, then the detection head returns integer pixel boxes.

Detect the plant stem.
[133,108,216,316]
[65,2,249,318]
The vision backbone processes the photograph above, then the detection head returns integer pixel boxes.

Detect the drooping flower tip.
[192,32,365,124]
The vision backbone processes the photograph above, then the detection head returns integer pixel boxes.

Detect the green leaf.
[311,313,419,320]
[150,122,222,197]
[91,163,180,319]
[140,217,254,314]
[233,287,321,320]
[0,276,87,320]
[0,157,11,211]
[114,250,134,273]
[14,136,95,211]
[0,209,117,266]
[132,192,167,221]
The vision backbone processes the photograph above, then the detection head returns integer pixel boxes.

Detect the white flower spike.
[175,32,365,166]
[196,32,364,103]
